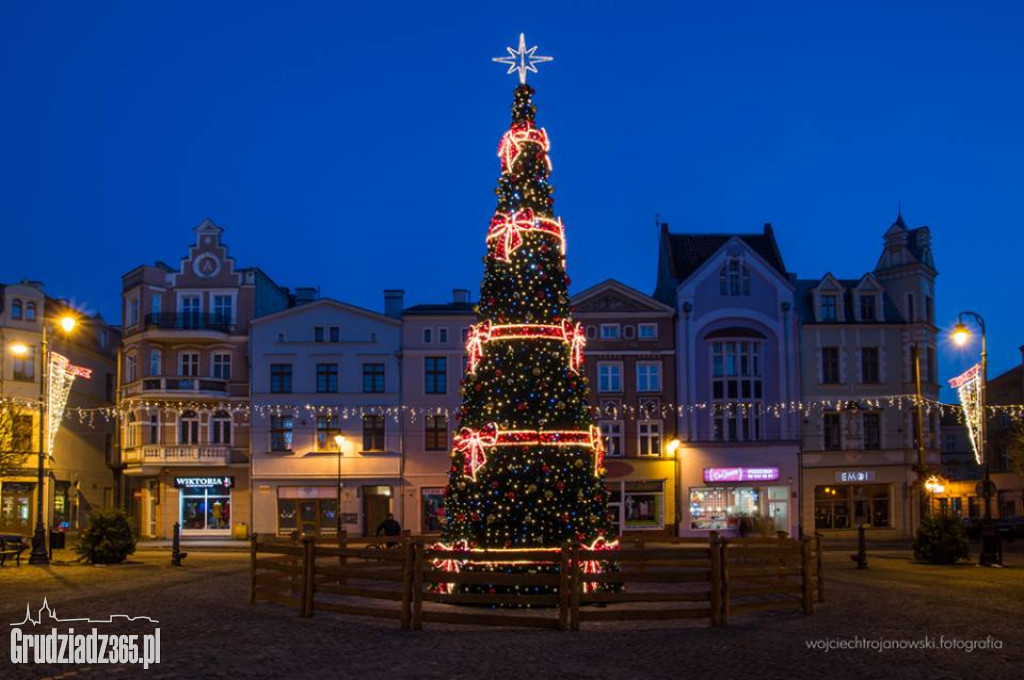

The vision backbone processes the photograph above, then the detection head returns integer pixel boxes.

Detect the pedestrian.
[375,513,402,547]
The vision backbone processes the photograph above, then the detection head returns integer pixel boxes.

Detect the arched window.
[719,260,751,296]
[210,410,232,445]
[11,299,22,320]
[25,302,36,321]
[179,410,199,445]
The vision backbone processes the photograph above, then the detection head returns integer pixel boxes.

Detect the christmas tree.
[439,36,616,584]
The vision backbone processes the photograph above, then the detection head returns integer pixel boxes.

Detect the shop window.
[421,488,445,533]
[623,481,665,530]
[277,497,338,536]
[180,479,232,532]
[814,484,889,529]
[0,482,33,532]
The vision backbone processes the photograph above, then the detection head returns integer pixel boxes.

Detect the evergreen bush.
[75,508,136,564]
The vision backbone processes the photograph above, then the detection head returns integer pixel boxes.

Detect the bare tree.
[0,403,33,478]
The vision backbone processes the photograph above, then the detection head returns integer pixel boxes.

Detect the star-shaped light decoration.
[492,33,553,84]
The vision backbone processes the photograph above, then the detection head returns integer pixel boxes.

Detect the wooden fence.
[249,532,825,630]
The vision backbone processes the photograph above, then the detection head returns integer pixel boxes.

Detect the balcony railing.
[144,312,234,333]
[135,376,230,395]
[122,445,231,466]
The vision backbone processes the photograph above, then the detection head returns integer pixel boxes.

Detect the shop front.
[801,466,912,539]
[175,476,235,535]
[0,482,35,534]
[252,481,398,538]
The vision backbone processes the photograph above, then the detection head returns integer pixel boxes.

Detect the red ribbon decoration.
[590,424,605,477]
[561,319,586,373]
[487,209,536,262]
[465,321,492,374]
[430,539,469,594]
[456,424,498,480]
[498,122,551,173]
[580,536,619,593]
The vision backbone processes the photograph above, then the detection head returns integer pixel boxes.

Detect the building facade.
[984,349,1024,518]
[249,295,403,537]
[119,220,289,538]
[654,223,802,538]
[399,290,475,536]
[1,281,119,536]
[796,212,940,539]
[572,279,679,536]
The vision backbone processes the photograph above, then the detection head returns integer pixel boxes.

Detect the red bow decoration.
[456,423,498,480]
[561,319,586,372]
[498,123,551,173]
[487,209,536,262]
[589,424,605,477]
[580,536,619,593]
[430,539,469,594]
[465,321,491,374]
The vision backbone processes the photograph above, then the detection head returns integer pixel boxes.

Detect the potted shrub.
[75,509,136,564]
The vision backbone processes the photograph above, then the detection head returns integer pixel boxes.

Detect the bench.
[0,536,28,567]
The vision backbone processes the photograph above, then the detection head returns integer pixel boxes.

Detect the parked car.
[1003,516,1024,540]
[961,517,984,539]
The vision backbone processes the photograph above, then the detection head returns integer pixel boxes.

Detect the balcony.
[122,445,231,468]
[124,376,230,398]
[134,312,236,340]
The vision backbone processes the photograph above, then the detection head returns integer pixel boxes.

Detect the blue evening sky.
[1,1,1021,389]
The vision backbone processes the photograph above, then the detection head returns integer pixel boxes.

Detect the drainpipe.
[782,301,802,539]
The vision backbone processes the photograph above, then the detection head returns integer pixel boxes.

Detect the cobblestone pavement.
[1,548,1020,680]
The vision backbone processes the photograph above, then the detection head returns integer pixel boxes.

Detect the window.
[597,363,622,393]
[363,363,385,393]
[636,362,662,392]
[11,299,22,320]
[711,341,763,442]
[129,298,140,326]
[210,411,232,445]
[362,415,385,451]
[316,363,339,393]
[25,302,36,321]
[863,413,881,449]
[126,413,138,449]
[212,353,231,380]
[100,329,109,348]
[180,295,200,326]
[270,415,294,452]
[906,294,915,322]
[585,325,596,340]
[314,326,324,342]
[823,413,841,450]
[421,488,445,533]
[316,415,340,451]
[859,295,876,321]
[860,347,879,384]
[599,421,624,457]
[423,328,432,343]
[179,410,200,445]
[638,421,662,456]
[821,347,840,384]
[152,294,162,316]
[14,415,33,451]
[270,364,293,393]
[925,346,936,383]
[944,435,957,453]
[719,259,750,296]
[125,353,138,383]
[599,324,620,340]
[425,415,448,451]
[439,328,448,343]
[638,323,658,340]
[179,352,200,377]
[623,325,636,340]
[212,294,233,324]
[425,357,447,394]
[149,349,162,377]
[820,294,837,321]
[148,413,160,445]
[814,484,890,529]
[13,345,34,381]
[329,326,339,342]
[925,296,934,324]
[611,480,666,530]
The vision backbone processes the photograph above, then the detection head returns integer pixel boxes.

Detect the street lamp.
[664,438,682,536]
[951,311,1000,566]
[10,314,78,565]
[334,434,345,538]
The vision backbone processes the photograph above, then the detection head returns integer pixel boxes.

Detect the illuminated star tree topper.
[492,33,553,84]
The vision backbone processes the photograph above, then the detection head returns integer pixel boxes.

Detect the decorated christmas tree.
[440,35,616,577]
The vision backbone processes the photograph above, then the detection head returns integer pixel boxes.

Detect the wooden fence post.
[301,536,316,617]
[338,530,348,586]
[815,532,825,603]
[720,539,730,626]
[400,537,413,630]
[249,533,258,604]
[558,542,570,631]
[801,536,814,615]
[709,534,722,627]
[570,543,581,631]
[411,541,425,631]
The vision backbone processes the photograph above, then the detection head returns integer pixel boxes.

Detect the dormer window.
[11,299,22,320]
[820,295,838,321]
[859,295,876,321]
[719,259,750,296]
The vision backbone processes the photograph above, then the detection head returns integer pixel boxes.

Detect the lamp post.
[11,314,77,565]
[665,438,682,537]
[952,311,1000,566]
[334,434,345,538]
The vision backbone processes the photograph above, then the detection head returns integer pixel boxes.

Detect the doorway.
[362,486,392,537]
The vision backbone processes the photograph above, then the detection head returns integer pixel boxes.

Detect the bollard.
[171,521,188,567]
[850,523,867,569]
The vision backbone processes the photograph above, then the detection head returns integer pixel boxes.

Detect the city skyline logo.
[11,597,159,626]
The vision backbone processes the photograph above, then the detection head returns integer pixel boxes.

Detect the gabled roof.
[402,302,476,316]
[572,279,675,314]
[250,297,400,326]
[663,223,787,282]
[793,277,905,324]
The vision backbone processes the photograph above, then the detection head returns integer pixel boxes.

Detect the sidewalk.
[135,538,249,552]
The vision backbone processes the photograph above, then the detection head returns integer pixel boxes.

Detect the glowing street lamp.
[951,323,970,347]
[664,438,683,536]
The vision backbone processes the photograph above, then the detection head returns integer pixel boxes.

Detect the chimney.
[452,289,470,304]
[293,287,319,305]
[384,290,405,319]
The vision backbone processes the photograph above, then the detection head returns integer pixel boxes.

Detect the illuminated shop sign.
[835,470,876,483]
[174,477,235,490]
[702,467,780,483]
